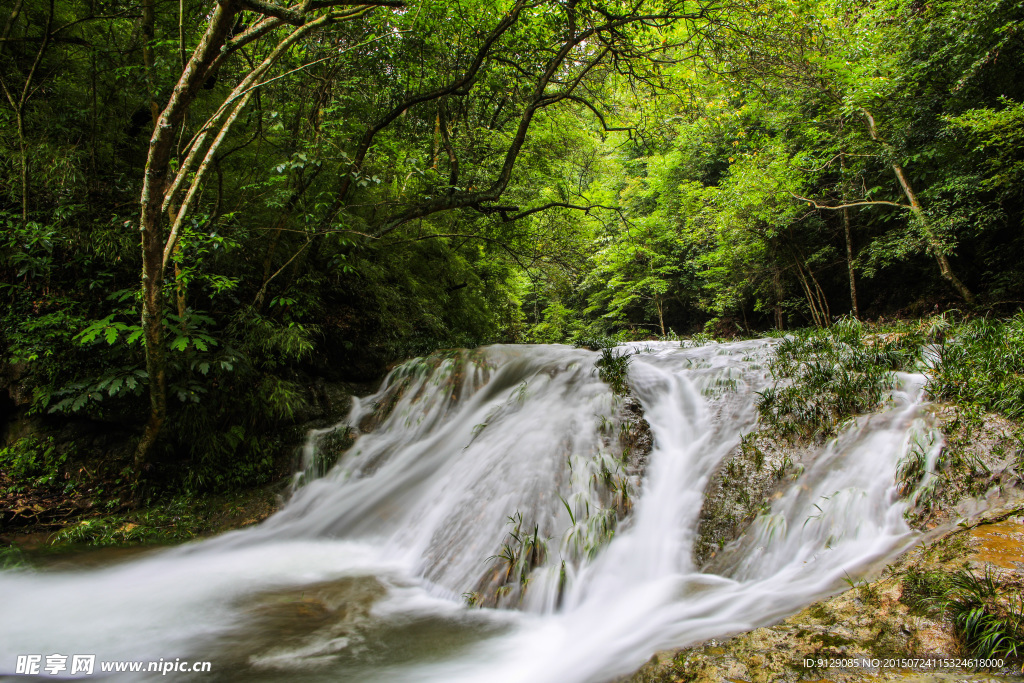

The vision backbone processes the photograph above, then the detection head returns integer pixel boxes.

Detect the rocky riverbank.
[629,402,1024,682]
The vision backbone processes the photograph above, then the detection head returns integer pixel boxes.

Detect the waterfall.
[0,341,929,681]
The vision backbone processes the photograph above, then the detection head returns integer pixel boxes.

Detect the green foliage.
[757,319,923,439]
[906,565,1024,663]
[3,0,1024,500]
[50,497,207,548]
[947,98,1024,192]
[0,544,30,570]
[595,347,633,396]
[0,436,71,494]
[929,313,1024,419]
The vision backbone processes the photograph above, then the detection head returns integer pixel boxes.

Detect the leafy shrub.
[0,436,71,493]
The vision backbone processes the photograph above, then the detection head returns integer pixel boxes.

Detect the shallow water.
[0,341,933,681]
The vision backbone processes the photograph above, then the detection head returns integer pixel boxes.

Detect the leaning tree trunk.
[888,162,975,304]
[134,1,240,474]
[133,1,395,473]
[863,110,975,304]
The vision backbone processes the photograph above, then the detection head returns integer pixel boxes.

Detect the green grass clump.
[595,347,633,395]
[680,331,719,348]
[929,312,1024,419]
[756,318,923,440]
[895,430,944,510]
[901,567,954,613]
[0,544,30,570]
[907,565,1023,663]
[573,335,617,351]
[488,511,546,587]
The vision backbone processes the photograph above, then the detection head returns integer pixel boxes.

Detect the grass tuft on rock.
[929,312,1024,419]
[756,317,923,441]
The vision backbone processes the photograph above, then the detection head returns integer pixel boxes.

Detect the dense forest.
[2,0,1023,494]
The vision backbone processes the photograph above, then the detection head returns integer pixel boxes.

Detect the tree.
[134,0,403,471]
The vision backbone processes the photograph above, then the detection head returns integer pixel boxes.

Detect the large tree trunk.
[135,1,240,473]
[132,1,389,473]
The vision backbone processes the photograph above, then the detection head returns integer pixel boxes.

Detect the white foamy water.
[0,341,930,681]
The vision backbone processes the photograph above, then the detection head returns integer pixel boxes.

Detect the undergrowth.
[756,317,923,440]
[48,497,208,547]
[0,436,73,495]
[904,564,1024,663]
[929,312,1024,419]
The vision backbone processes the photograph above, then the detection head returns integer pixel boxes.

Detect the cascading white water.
[0,341,933,681]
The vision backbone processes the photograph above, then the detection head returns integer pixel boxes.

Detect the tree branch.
[504,202,623,222]
[790,192,909,210]
[239,0,307,25]
[563,95,634,132]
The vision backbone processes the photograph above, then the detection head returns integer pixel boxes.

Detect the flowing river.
[0,340,937,681]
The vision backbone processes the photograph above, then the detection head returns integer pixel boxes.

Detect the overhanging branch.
[791,192,910,211]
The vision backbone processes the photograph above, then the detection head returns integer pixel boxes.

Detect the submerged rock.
[620,395,654,477]
[693,431,813,570]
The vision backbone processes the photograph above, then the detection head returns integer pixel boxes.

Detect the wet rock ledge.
[629,405,1024,683]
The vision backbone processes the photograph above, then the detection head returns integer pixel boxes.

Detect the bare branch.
[504,202,623,222]
[563,95,634,133]
[239,0,307,25]
[790,192,910,210]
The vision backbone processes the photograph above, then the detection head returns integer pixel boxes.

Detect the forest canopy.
[2,0,1023,483]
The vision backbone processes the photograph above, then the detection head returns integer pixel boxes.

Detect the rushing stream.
[0,340,937,681]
